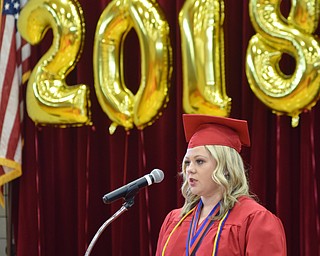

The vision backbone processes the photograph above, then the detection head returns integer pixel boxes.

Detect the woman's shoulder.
[235,195,268,211]
[164,208,182,221]
[164,208,181,224]
[227,196,278,225]
[159,208,185,232]
[223,196,287,254]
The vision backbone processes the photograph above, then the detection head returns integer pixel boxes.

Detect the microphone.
[102,169,164,204]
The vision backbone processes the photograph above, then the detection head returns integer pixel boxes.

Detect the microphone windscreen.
[151,169,164,183]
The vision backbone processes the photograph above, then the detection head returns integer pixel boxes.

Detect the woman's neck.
[201,192,222,209]
[199,193,222,222]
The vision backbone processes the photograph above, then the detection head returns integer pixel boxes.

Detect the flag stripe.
[1,26,17,154]
[0,0,30,206]
[4,75,20,158]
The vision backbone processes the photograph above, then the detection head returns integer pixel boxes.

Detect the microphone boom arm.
[85,169,164,255]
[84,190,138,256]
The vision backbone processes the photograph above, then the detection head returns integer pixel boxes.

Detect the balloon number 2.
[18,0,90,127]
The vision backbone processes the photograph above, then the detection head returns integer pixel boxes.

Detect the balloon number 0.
[93,0,172,133]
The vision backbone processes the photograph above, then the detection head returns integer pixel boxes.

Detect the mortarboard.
[183,114,250,152]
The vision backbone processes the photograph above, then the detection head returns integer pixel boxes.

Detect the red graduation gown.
[156,196,287,256]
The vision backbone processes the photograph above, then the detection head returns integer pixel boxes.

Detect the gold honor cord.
[161,208,195,256]
[161,208,230,256]
[212,210,230,256]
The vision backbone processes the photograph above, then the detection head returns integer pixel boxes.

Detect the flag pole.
[5,183,14,256]
[0,0,3,30]
[2,0,12,252]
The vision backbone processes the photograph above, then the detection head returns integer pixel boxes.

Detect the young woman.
[156,114,287,255]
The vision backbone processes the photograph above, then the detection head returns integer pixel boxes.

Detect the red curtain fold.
[11,0,320,255]
[300,112,320,255]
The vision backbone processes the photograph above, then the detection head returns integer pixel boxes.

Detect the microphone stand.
[84,186,139,256]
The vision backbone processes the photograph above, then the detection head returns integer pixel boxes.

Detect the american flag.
[0,0,30,207]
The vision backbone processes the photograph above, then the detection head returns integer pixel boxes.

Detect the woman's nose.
[186,163,195,173]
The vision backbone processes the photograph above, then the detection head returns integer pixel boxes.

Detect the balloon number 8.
[246,0,320,127]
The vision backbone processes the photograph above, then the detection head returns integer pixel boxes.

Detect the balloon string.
[118,130,130,255]
[35,127,42,256]
[84,126,92,250]
[276,116,281,213]
[139,130,153,255]
[140,131,146,167]
[309,112,320,248]
[123,130,130,184]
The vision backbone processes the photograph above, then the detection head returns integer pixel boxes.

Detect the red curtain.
[12,0,320,255]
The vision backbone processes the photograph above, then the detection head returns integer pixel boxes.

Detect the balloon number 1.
[179,0,231,117]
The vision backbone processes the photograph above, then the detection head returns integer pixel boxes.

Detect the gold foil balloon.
[179,0,231,116]
[18,0,90,126]
[93,0,172,134]
[246,0,320,127]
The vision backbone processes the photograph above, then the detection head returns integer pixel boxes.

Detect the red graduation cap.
[182,114,250,152]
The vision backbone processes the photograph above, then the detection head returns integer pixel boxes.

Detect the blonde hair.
[180,145,250,219]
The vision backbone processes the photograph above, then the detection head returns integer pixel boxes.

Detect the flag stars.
[3,0,20,19]
[14,2,20,10]
[4,3,10,10]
